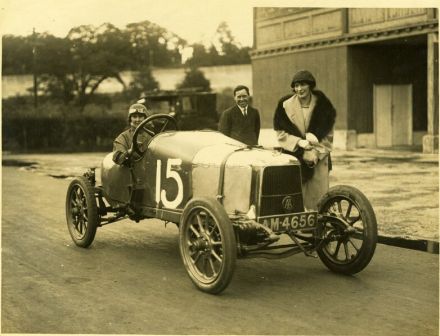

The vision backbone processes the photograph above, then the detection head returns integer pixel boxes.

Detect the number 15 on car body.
[155,158,184,209]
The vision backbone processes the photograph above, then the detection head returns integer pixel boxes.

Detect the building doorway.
[374,84,413,147]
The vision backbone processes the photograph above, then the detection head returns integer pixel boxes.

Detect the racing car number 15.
[156,158,183,209]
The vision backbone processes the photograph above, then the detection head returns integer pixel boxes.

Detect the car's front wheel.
[66,176,99,247]
[179,197,237,294]
[317,185,377,274]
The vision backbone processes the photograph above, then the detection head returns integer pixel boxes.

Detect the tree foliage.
[66,23,131,107]
[126,66,160,99]
[2,35,33,74]
[2,20,250,109]
[176,67,211,91]
[2,22,178,108]
[125,20,186,68]
[185,22,251,67]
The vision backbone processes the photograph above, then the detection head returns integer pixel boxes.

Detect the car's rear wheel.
[66,176,99,247]
[179,197,237,294]
[317,185,377,274]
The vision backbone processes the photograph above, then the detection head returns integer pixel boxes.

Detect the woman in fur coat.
[273,70,336,211]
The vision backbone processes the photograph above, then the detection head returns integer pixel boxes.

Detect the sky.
[1,0,438,47]
[1,0,256,46]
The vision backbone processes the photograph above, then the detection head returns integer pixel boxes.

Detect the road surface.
[2,166,439,335]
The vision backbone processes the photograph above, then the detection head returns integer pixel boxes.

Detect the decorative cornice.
[251,20,438,59]
[255,7,315,22]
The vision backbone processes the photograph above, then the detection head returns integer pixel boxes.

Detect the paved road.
[2,167,439,335]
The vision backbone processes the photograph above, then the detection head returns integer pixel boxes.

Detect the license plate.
[258,212,318,232]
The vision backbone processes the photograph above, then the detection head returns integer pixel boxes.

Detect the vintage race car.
[66,114,378,294]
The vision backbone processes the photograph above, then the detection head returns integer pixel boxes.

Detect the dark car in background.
[137,89,218,130]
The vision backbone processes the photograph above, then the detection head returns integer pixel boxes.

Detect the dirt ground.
[2,166,438,335]
[330,148,438,241]
[3,146,439,241]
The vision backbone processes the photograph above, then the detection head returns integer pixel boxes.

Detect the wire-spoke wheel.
[66,176,98,248]
[317,185,377,274]
[179,198,236,294]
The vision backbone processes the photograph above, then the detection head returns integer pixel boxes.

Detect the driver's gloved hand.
[112,150,131,166]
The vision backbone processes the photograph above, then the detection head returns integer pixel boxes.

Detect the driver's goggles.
[129,108,147,114]
[130,112,146,117]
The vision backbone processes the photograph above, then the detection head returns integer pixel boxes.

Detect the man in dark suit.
[218,85,261,146]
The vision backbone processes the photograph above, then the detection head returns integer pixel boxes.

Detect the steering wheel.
[131,113,178,157]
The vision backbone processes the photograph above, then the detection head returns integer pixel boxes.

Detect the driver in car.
[113,103,152,165]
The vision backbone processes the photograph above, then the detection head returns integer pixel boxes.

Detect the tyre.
[179,197,237,294]
[317,185,377,274]
[66,176,99,248]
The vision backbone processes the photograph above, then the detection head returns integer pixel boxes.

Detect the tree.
[176,67,211,91]
[213,21,251,65]
[126,67,160,99]
[186,43,210,67]
[34,33,75,103]
[2,35,33,74]
[16,25,134,107]
[3,20,189,109]
[67,23,131,107]
[125,20,186,68]
[184,22,250,66]
[3,33,77,103]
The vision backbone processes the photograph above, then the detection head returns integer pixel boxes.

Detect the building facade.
[251,8,438,153]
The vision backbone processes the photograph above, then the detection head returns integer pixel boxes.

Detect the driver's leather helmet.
[127,103,151,123]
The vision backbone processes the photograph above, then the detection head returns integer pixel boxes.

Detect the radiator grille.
[259,165,303,216]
